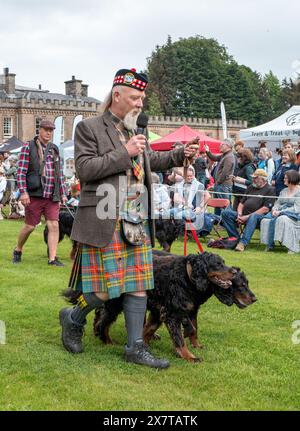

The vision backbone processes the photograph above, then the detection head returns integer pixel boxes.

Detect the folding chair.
[206,198,230,237]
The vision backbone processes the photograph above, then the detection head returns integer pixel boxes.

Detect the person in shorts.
[12,120,67,266]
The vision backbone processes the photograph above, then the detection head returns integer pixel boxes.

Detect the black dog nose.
[252,296,257,303]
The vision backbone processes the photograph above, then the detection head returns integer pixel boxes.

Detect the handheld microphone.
[136,112,148,136]
[134,112,148,172]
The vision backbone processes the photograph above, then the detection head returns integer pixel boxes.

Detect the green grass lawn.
[0,219,299,411]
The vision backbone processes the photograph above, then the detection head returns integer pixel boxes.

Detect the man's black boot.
[12,249,22,264]
[59,308,85,354]
[125,340,170,369]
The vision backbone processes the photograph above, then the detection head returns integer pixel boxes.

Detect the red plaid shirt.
[17,141,67,199]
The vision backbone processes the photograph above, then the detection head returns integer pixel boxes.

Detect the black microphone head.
[136,112,148,129]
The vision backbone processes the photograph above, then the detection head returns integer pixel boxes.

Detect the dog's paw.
[190,341,204,349]
[190,356,203,363]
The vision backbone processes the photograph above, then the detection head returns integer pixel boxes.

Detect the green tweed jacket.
[71,112,186,248]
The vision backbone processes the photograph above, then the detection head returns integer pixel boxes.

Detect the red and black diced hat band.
[113,68,148,91]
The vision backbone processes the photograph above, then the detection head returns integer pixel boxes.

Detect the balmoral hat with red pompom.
[113,68,148,91]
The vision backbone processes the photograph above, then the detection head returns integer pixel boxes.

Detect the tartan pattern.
[132,157,144,181]
[69,222,154,299]
[17,142,66,198]
[113,74,147,90]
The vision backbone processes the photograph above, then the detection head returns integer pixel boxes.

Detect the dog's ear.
[186,254,198,281]
[186,262,193,281]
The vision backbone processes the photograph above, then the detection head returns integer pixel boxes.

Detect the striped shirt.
[17,141,67,199]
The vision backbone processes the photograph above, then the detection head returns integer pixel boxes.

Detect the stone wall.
[148,116,247,140]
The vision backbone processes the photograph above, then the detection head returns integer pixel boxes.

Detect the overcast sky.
[0,0,299,101]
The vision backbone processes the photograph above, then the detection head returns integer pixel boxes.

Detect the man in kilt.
[59,68,199,369]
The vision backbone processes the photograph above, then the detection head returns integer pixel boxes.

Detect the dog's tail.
[61,288,81,305]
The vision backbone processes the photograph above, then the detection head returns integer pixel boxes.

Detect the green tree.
[145,36,285,127]
[282,77,300,107]
[261,71,286,119]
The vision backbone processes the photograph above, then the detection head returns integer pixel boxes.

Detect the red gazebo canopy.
[150,125,221,153]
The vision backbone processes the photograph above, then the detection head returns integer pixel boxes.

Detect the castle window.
[35,118,42,135]
[3,117,13,139]
[60,119,65,144]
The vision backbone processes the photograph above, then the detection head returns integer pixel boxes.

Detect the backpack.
[207,237,239,250]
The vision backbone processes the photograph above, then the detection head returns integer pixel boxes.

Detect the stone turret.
[3,67,16,94]
[65,75,83,97]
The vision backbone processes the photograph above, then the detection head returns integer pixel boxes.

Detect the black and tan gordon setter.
[154,218,184,252]
[91,250,257,362]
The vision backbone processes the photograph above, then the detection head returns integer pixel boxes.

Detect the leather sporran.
[120,215,147,246]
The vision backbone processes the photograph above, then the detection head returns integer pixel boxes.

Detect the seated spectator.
[260,170,300,253]
[231,148,256,210]
[272,149,299,195]
[8,195,25,219]
[168,166,210,223]
[0,166,7,220]
[167,167,184,185]
[151,172,171,218]
[221,169,276,252]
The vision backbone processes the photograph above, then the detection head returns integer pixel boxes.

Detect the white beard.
[123,109,140,131]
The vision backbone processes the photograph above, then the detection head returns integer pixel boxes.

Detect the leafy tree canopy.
[145,36,290,127]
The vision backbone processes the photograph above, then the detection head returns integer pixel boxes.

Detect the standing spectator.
[282,139,293,151]
[234,140,245,155]
[231,148,256,210]
[257,148,275,185]
[204,138,236,214]
[297,149,300,165]
[193,150,209,186]
[12,120,67,266]
[0,166,7,220]
[2,156,18,206]
[272,149,299,195]
[2,152,11,171]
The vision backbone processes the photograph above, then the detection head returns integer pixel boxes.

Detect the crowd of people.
[1,132,300,256]
[152,137,300,254]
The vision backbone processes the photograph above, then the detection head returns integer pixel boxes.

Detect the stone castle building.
[0,68,101,143]
[0,67,246,144]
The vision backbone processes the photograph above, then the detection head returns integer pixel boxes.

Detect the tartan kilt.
[68,221,154,299]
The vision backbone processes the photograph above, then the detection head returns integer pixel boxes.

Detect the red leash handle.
[184,221,204,256]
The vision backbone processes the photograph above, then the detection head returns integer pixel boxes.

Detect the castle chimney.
[65,75,82,97]
[81,84,88,97]
[3,67,16,94]
[38,84,42,90]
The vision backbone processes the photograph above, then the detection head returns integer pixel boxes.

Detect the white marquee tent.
[239,105,300,150]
